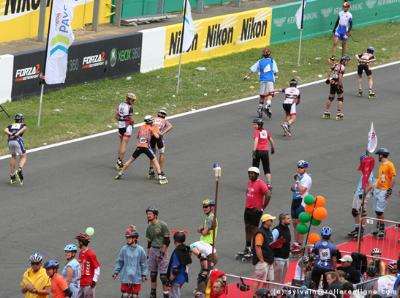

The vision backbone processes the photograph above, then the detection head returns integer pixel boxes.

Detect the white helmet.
[248,167,260,174]
[144,115,154,124]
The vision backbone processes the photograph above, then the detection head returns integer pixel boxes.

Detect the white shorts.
[254,261,274,282]
[373,188,388,213]
[8,139,26,156]
[352,192,369,211]
[260,82,274,95]
[190,241,214,257]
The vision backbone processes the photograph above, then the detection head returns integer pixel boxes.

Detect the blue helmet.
[320,226,332,238]
[44,259,59,269]
[297,160,309,169]
[29,252,43,263]
[64,243,78,252]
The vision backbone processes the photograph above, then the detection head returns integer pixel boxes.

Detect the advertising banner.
[164,7,272,67]
[0,54,14,104]
[11,32,142,99]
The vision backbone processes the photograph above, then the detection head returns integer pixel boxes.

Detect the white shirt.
[377,275,396,297]
[117,102,133,128]
[299,172,312,198]
[283,87,300,104]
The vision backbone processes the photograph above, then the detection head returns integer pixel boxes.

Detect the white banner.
[182,0,196,52]
[45,0,75,85]
[295,0,307,30]
[367,122,378,153]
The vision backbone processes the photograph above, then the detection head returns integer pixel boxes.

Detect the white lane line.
[1,60,399,161]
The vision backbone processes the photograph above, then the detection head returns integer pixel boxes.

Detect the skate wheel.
[241,257,247,262]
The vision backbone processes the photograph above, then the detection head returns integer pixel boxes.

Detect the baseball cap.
[260,214,276,223]
[126,93,136,100]
[339,255,353,263]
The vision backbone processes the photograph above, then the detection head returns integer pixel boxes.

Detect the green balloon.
[311,218,321,226]
[304,194,315,205]
[299,212,311,223]
[296,223,309,235]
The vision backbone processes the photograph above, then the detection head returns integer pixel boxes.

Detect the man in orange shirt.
[44,260,71,298]
[373,147,396,238]
[115,115,167,184]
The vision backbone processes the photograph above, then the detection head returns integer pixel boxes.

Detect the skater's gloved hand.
[252,151,256,159]
[90,281,96,288]
[270,147,275,155]
[386,188,392,197]
[325,79,331,85]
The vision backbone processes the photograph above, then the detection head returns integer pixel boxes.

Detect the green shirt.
[200,212,218,245]
[146,220,169,248]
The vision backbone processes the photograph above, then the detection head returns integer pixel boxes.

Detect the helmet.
[126,93,136,100]
[340,55,351,63]
[157,108,167,118]
[367,46,375,54]
[29,252,43,263]
[320,226,332,238]
[253,118,263,126]
[75,233,90,242]
[44,259,59,269]
[289,78,298,87]
[375,147,389,157]
[371,247,381,255]
[248,166,260,174]
[144,115,154,124]
[146,206,159,216]
[343,1,350,8]
[262,48,271,57]
[14,113,24,123]
[202,198,215,206]
[64,244,78,252]
[297,160,309,169]
[173,231,186,243]
[387,262,397,273]
[125,225,139,238]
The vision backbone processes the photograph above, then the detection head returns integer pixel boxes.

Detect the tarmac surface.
[1,63,399,297]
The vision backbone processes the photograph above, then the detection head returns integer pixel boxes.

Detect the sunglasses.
[203,205,211,208]
[31,262,41,266]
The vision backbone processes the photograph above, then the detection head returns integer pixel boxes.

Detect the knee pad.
[150,271,158,283]
[197,270,209,283]
[199,255,207,262]
[328,95,335,102]
[337,96,344,102]
[160,273,168,285]
[375,211,384,217]
[259,95,266,103]
[351,208,359,218]
[121,294,129,298]
[207,254,217,265]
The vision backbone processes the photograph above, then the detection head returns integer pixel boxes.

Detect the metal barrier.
[356,216,400,262]
[353,277,380,297]
[225,273,337,297]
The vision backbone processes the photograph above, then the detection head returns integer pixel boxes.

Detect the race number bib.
[259,130,268,139]
[319,248,331,261]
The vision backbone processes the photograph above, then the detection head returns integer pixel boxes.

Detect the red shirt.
[78,247,100,286]
[245,179,269,210]
[136,124,158,148]
[253,128,270,151]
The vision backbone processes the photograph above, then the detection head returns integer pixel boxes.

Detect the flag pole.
[211,163,222,265]
[297,0,305,66]
[37,0,55,127]
[176,0,188,95]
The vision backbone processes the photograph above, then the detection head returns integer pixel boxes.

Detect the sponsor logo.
[109,47,141,67]
[68,58,79,72]
[240,17,268,41]
[378,0,400,4]
[110,48,117,67]
[168,31,198,55]
[273,17,286,27]
[3,0,46,16]
[82,52,107,69]
[321,8,333,18]
[15,64,40,82]
[205,23,234,48]
[365,0,377,8]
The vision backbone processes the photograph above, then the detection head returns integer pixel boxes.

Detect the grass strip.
[1,21,399,155]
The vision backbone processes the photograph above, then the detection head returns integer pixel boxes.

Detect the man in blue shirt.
[332,1,353,58]
[244,48,278,119]
[311,226,339,290]
[167,231,192,298]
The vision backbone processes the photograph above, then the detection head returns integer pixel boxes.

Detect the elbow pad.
[147,241,152,249]
[163,236,170,247]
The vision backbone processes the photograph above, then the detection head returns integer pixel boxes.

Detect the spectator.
[337,254,361,284]
[44,260,72,298]
[205,269,227,298]
[20,252,51,297]
[62,244,81,298]
[325,271,343,293]
[376,262,397,298]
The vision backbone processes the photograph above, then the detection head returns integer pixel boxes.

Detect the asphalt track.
[1,64,399,297]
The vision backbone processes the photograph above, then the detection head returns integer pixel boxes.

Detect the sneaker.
[158,174,168,185]
[116,159,123,170]
[335,113,344,120]
[16,168,23,185]
[286,124,292,137]
[257,104,263,118]
[148,169,156,179]
[358,89,363,97]
[10,174,17,185]
[281,122,289,135]
[321,112,331,119]
[114,172,123,180]
[368,90,376,99]
[265,106,272,119]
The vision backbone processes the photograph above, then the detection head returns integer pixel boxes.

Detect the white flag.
[45,0,74,85]
[367,122,378,153]
[182,0,196,52]
[295,0,307,30]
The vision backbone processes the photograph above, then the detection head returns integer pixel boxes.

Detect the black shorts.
[150,136,164,150]
[244,208,263,227]
[329,83,343,96]
[291,201,304,219]
[132,147,155,160]
[282,103,292,116]
[252,150,270,175]
[357,64,372,76]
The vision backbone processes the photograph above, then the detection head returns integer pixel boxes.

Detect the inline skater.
[115,93,136,170]
[4,113,27,185]
[244,48,278,119]
[145,207,171,298]
[322,55,350,120]
[62,244,81,298]
[115,115,167,184]
[113,225,148,298]
[44,259,72,298]
[20,252,51,297]
[252,118,275,184]
[279,79,300,137]
[148,108,173,179]
[332,1,352,58]
[311,226,339,290]
[356,47,376,98]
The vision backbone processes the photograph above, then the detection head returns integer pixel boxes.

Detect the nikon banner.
[164,7,272,67]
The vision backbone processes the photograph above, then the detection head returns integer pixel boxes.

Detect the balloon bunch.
[296,195,328,245]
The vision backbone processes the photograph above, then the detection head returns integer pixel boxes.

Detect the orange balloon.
[308,232,321,244]
[313,207,328,221]
[305,204,315,214]
[315,195,327,208]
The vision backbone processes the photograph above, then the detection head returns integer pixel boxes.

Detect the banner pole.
[297,29,303,66]
[37,84,45,127]
[176,0,187,95]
